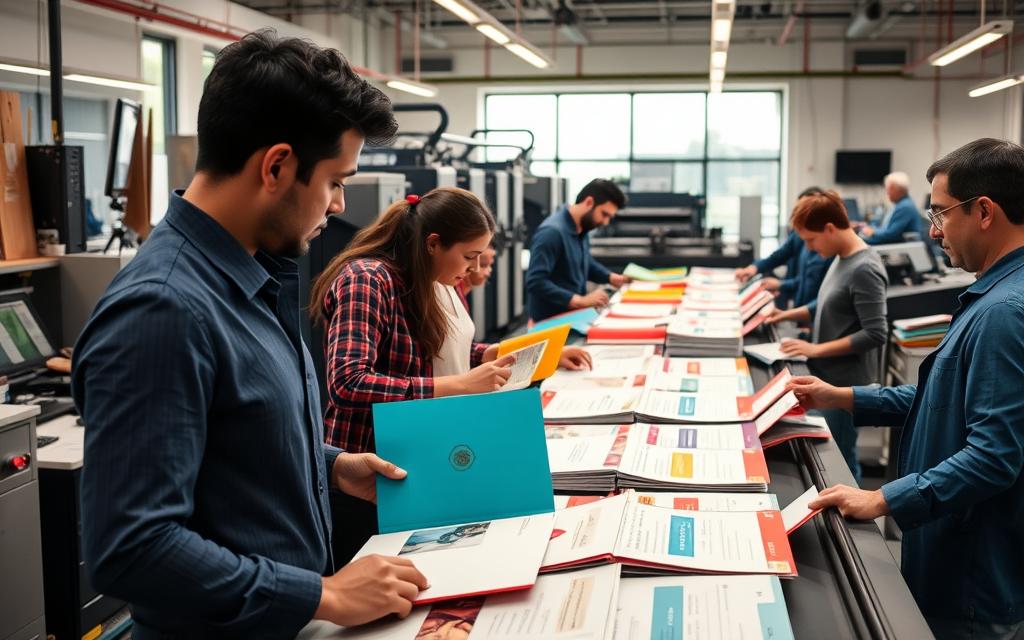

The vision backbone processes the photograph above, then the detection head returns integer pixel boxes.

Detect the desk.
[886,271,974,320]
[35,415,125,640]
[35,414,83,469]
[0,404,44,640]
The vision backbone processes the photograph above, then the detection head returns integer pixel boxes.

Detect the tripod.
[103,197,138,254]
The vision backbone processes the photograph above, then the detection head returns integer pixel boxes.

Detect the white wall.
[381,33,1024,231]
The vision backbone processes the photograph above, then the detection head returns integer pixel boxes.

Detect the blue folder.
[529,308,600,335]
[372,388,555,533]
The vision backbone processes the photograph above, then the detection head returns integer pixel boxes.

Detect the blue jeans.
[928,617,1024,640]
[819,408,861,485]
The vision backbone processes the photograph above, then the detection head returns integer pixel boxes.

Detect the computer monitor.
[0,293,57,377]
[842,198,863,222]
[875,241,938,275]
[835,150,892,184]
[104,98,141,198]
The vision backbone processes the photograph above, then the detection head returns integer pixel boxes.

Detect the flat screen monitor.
[0,293,56,377]
[875,241,938,275]
[105,98,141,198]
[842,198,862,222]
[835,150,891,184]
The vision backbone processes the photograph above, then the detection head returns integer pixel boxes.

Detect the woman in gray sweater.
[767,190,889,483]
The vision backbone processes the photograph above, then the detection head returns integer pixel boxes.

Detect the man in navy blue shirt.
[735,186,833,308]
[790,139,1024,639]
[860,171,924,245]
[526,179,630,321]
[72,31,428,638]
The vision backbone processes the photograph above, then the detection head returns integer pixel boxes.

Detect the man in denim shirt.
[73,32,427,638]
[788,138,1024,640]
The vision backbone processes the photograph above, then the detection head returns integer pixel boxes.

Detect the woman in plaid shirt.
[310,187,590,564]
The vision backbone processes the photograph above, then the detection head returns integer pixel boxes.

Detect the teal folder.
[530,308,599,334]
[372,388,555,534]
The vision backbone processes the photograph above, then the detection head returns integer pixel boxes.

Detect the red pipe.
[394,10,402,76]
[777,0,805,47]
[484,38,491,79]
[72,0,378,77]
[802,15,810,72]
[75,0,242,40]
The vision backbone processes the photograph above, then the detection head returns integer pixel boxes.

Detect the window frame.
[141,33,177,138]
[484,88,785,240]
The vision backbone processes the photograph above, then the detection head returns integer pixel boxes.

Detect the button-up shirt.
[321,258,488,453]
[526,206,612,321]
[853,246,1024,624]
[866,195,924,245]
[72,193,341,638]
[754,230,833,307]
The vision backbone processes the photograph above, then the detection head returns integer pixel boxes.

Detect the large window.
[141,34,176,154]
[484,90,783,242]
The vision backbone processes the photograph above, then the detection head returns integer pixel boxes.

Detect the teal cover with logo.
[372,388,555,533]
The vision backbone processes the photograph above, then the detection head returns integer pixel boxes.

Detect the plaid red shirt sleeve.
[471,341,489,367]
[323,260,434,451]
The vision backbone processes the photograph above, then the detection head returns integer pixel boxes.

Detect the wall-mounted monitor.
[835,150,892,184]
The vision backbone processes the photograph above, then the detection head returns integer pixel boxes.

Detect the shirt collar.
[164,190,271,299]
[959,246,1024,301]
[559,205,582,236]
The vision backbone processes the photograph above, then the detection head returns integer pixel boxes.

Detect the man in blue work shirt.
[735,186,833,308]
[72,32,428,638]
[860,171,924,245]
[789,138,1024,640]
[526,179,631,321]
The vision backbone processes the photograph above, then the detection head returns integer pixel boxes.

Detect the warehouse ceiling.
[235,0,1023,46]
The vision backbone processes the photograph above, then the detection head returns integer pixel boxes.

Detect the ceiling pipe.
[777,0,804,46]
[845,0,883,39]
[73,0,392,78]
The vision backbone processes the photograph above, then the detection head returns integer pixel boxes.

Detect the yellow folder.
[620,289,685,303]
[497,324,571,382]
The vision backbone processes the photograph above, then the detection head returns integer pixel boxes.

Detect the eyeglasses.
[927,196,980,231]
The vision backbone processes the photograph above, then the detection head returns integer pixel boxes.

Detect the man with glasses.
[785,138,1024,640]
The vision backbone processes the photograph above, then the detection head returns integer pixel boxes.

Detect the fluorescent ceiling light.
[928,20,1013,67]
[0,62,49,77]
[64,73,153,91]
[432,0,480,24]
[711,50,728,68]
[505,42,552,69]
[386,78,439,97]
[968,73,1024,97]
[712,18,733,42]
[710,68,725,82]
[476,23,511,45]
[710,79,724,93]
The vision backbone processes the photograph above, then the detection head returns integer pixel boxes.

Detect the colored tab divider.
[651,586,685,640]
[742,448,770,484]
[667,515,696,557]
[757,510,797,577]
[740,422,761,449]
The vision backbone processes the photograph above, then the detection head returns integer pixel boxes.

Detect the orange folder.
[496,324,571,382]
